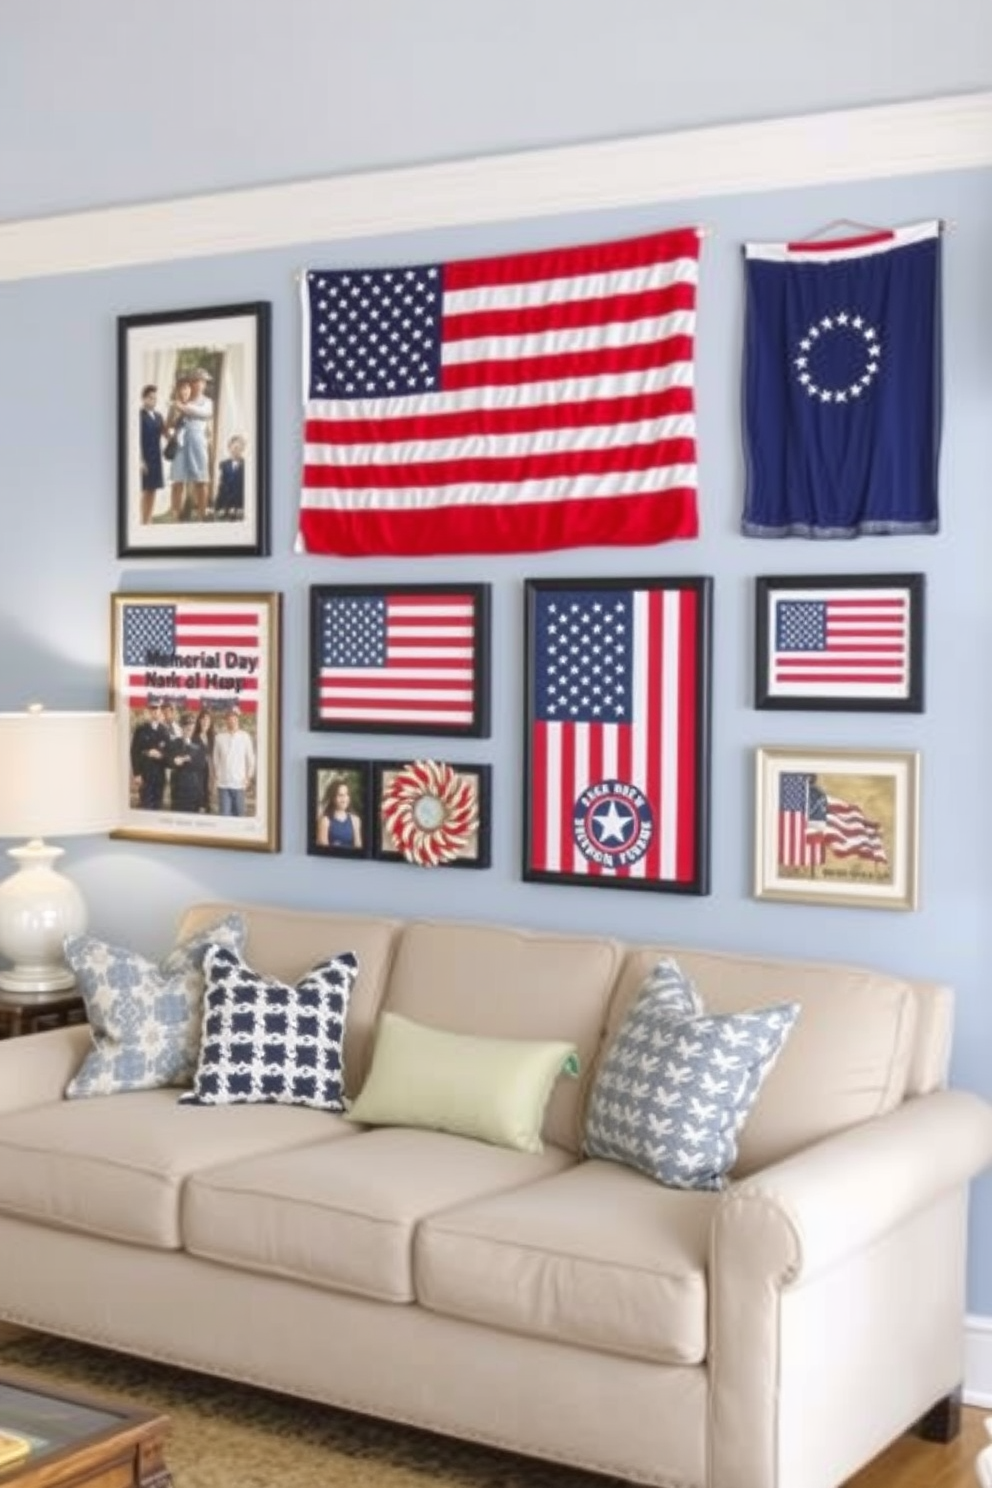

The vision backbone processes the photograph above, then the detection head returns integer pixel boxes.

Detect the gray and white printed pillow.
[583,957,799,1191]
[64,913,247,1098]
[179,944,359,1111]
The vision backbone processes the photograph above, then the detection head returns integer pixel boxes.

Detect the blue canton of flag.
[742,221,942,538]
[306,267,443,400]
[534,592,633,723]
[123,605,176,664]
[320,598,388,668]
[777,601,826,650]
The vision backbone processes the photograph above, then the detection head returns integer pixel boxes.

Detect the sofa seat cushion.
[414,1158,717,1365]
[182,1126,574,1303]
[0,1091,352,1249]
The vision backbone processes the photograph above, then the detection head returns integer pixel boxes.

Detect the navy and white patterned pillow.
[65,914,247,1098]
[179,944,359,1111]
[584,957,799,1191]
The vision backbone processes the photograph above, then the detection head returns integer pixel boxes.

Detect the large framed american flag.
[309,584,490,737]
[523,576,712,895]
[754,573,925,712]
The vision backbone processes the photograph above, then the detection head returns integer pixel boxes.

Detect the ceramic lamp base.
[0,840,86,997]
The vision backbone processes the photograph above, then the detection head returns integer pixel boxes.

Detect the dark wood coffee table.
[0,1366,171,1487]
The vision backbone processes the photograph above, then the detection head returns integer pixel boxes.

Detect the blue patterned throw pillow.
[584,958,799,1190]
[179,944,359,1111]
[64,914,247,1098]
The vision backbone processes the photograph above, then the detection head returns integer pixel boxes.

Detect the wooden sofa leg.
[913,1386,962,1443]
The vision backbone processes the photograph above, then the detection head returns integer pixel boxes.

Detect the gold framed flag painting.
[754,746,919,910]
[110,592,281,852]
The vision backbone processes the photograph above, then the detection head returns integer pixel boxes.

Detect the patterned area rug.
[0,1331,619,1488]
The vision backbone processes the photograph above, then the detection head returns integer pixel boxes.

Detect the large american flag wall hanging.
[297,227,702,556]
[523,576,712,895]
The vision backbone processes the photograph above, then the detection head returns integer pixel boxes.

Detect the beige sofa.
[0,900,989,1488]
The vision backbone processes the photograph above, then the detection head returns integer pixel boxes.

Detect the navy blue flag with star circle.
[741,220,941,538]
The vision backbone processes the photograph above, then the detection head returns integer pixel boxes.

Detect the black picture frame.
[754,573,925,712]
[306,758,373,859]
[522,576,712,895]
[372,759,492,869]
[309,584,491,737]
[117,301,271,558]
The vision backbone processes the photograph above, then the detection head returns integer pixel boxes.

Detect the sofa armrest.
[0,1025,92,1114]
[708,1090,992,1488]
[718,1089,992,1285]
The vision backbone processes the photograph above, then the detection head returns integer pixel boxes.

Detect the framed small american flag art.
[309,584,490,737]
[754,574,925,712]
[523,576,712,895]
[754,746,920,910]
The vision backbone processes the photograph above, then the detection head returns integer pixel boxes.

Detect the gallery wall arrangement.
[107,209,947,912]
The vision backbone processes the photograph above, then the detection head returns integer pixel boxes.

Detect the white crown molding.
[966,1313,992,1408]
[1,91,990,283]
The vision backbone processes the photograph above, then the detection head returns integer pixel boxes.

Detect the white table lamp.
[0,705,118,1000]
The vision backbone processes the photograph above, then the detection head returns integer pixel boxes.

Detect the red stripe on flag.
[558,723,576,875]
[675,588,698,886]
[531,721,550,873]
[440,336,694,392]
[444,228,700,291]
[299,489,698,556]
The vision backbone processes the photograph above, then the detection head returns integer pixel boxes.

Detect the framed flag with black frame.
[754,573,925,712]
[522,576,712,895]
[309,584,490,737]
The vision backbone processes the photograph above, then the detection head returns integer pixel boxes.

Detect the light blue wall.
[2,6,992,1310]
[2,0,991,217]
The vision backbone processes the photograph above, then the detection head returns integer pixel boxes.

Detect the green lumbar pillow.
[347,1012,579,1153]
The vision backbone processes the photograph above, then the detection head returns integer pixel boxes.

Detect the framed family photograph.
[309,583,490,737]
[522,576,713,895]
[754,573,925,712]
[117,301,271,558]
[307,758,372,859]
[372,759,491,869]
[110,591,282,852]
[754,746,920,910]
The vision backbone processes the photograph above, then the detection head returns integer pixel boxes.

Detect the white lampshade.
[0,706,119,1000]
[0,707,118,838]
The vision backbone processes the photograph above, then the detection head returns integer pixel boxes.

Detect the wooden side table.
[0,988,86,1040]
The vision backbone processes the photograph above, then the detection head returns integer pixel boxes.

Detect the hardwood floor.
[845,1405,987,1487]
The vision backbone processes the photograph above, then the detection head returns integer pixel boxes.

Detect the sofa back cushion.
[175,903,400,1098]
[605,945,920,1174]
[382,920,623,1153]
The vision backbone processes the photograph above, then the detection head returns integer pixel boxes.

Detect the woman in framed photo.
[166,368,214,522]
[316,773,364,851]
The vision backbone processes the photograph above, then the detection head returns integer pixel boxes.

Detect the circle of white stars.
[792,311,882,404]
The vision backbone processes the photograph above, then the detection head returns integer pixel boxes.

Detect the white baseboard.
[966,1314,992,1407]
